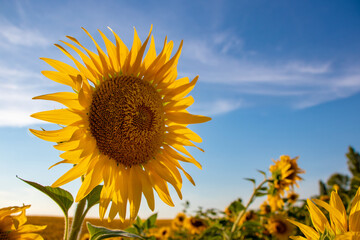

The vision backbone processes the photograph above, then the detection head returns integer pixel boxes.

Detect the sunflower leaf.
[87,222,143,240]
[143,213,158,230]
[17,176,73,217]
[85,185,103,210]
[244,178,256,185]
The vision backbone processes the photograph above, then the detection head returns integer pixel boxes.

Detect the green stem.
[68,198,87,240]
[63,214,69,240]
[230,179,267,234]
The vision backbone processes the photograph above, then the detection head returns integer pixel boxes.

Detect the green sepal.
[17,176,73,217]
[87,222,143,239]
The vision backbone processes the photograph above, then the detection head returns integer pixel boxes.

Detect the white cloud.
[180,32,360,109]
[190,99,245,116]
[0,65,63,127]
[0,18,49,48]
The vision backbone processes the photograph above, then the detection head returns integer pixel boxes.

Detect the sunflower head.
[270,155,305,195]
[185,216,207,235]
[266,214,294,240]
[287,191,299,205]
[260,201,272,215]
[154,226,171,240]
[0,205,46,240]
[238,210,257,226]
[267,193,284,212]
[31,26,211,221]
[171,212,186,229]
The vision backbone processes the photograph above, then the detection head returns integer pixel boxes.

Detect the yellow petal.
[164,96,194,112]
[29,126,76,143]
[142,35,156,70]
[166,112,211,124]
[98,29,120,72]
[307,199,330,233]
[60,39,101,83]
[163,145,202,169]
[17,224,47,233]
[31,109,82,125]
[149,171,174,207]
[82,27,111,76]
[51,156,90,187]
[107,27,129,70]
[41,57,80,79]
[349,210,360,232]
[75,161,104,201]
[139,171,155,211]
[66,35,104,78]
[287,219,319,240]
[54,44,96,86]
[41,71,75,87]
[166,125,202,143]
[128,167,142,220]
[33,92,82,110]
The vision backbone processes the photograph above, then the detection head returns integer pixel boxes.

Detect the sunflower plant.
[20,25,210,240]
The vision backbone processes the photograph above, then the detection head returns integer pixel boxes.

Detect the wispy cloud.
[0,65,61,127]
[0,18,50,48]
[181,32,360,110]
[190,99,245,116]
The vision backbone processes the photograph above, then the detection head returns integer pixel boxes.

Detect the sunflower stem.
[63,214,69,240]
[230,179,267,235]
[68,198,87,240]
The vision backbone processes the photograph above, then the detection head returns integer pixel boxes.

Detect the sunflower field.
[1,26,360,240]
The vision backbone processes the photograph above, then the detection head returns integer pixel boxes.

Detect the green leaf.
[143,213,157,229]
[18,176,73,217]
[87,222,143,240]
[244,178,256,185]
[85,185,103,210]
[257,170,267,178]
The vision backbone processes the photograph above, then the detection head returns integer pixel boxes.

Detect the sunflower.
[288,187,360,239]
[0,205,46,240]
[171,212,186,229]
[184,216,207,235]
[268,193,284,212]
[287,191,299,205]
[270,155,305,195]
[238,210,257,226]
[266,214,294,240]
[30,26,211,221]
[260,201,272,215]
[155,226,171,240]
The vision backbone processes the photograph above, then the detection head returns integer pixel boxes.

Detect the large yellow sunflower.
[30,26,211,221]
[0,205,46,240]
[288,187,360,239]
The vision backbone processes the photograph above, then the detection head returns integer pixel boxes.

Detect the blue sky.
[1,0,360,219]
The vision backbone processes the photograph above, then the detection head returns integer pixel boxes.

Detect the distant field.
[28,216,171,240]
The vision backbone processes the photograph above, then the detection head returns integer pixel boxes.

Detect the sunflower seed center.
[89,75,164,167]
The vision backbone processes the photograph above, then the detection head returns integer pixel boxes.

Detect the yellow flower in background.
[289,187,360,239]
[156,226,171,240]
[184,216,207,235]
[171,212,186,229]
[30,26,211,221]
[287,191,299,205]
[268,194,284,212]
[270,155,305,195]
[238,210,257,226]
[266,214,294,240]
[260,201,272,215]
[0,205,46,240]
